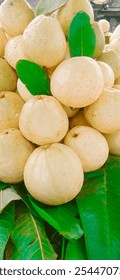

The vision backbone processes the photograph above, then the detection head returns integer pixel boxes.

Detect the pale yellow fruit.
[0,91,24,132]
[98,19,110,34]
[0,128,35,183]
[0,58,17,91]
[23,15,67,68]
[0,27,7,57]
[110,24,120,42]
[69,110,90,129]
[64,126,109,172]
[97,61,115,88]
[62,105,79,118]
[0,0,35,37]
[17,78,32,101]
[104,131,120,156]
[5,35,29,69]
[109,38,120,56]
[57,0,94,37]
[93,21,105,59]
[19,95,69,145]
[98,49,120,79]
[84,87,120,134]
[51,56,104,108]
[24,143,84,205]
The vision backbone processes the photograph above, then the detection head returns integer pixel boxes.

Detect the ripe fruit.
[23,15,67,67]
[84,87,120,134]
[17,78,32,101]
[98,49,120,79]
[24,143,84,205]
[64,126,109,172]
[93,21,105,59]
[51,56,104,108]
[98,19,110,34]
[110,24,120,42]
[104,131,120,156]
[57,0,94,36]
[0,91,24,132]
[97,61,115,88]
[5,35,29,69]
[0,128,35,183]
[0,0,35,37]
[0,58,17,91]
[0,27,7,57]
[19,95,69,145]
[109,38,120,56]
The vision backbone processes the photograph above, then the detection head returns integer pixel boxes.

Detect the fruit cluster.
[0,0,120,206]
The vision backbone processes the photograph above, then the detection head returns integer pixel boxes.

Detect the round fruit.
[17,78,32,101]
[97,49,120,79]
[51,56,104,108]
[0,27,7,57]
[69,110,90,129]
[64,126,109,172]
[0,0,35,37]
[57,0,94,36]
[110,24,120,42]
[0,128,35,183]
[19,95,69,145]
[24,143,84,205]
[109,38,120,56]
[0,91,24,132]
[23,15,67,67]
[5,35,29,69]
[0,58,17,91]
[104,130,120,156]
[93,21,105,59]
[97,61,115,88]
[84,87,120,134]
[98,19,110,34]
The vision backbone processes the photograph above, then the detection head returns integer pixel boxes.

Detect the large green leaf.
[16,60,50,95]
[0,182,10,191]
[65,237,87,260]
[0,202,15,260]
[68,12,96,57]
[11,201,57,260]
[30,196,83,240]
[77,156,120,260]
[36,0,69,15]
[0,188,21,213]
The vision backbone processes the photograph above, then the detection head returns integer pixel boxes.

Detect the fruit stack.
[0,0,120,206]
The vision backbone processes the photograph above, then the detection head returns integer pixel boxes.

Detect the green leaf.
[4,238,22,260]
[0,202,15,260]
[30,196,83,240]
[36,0,69,15]
[0,188,21,213]
[77,156,120,260]
[11,201,57,260]
[65,237,87,260]
[12,183,39,218]
[0,182,9,191]
[16,60,50,95]
[68,12,96,57]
